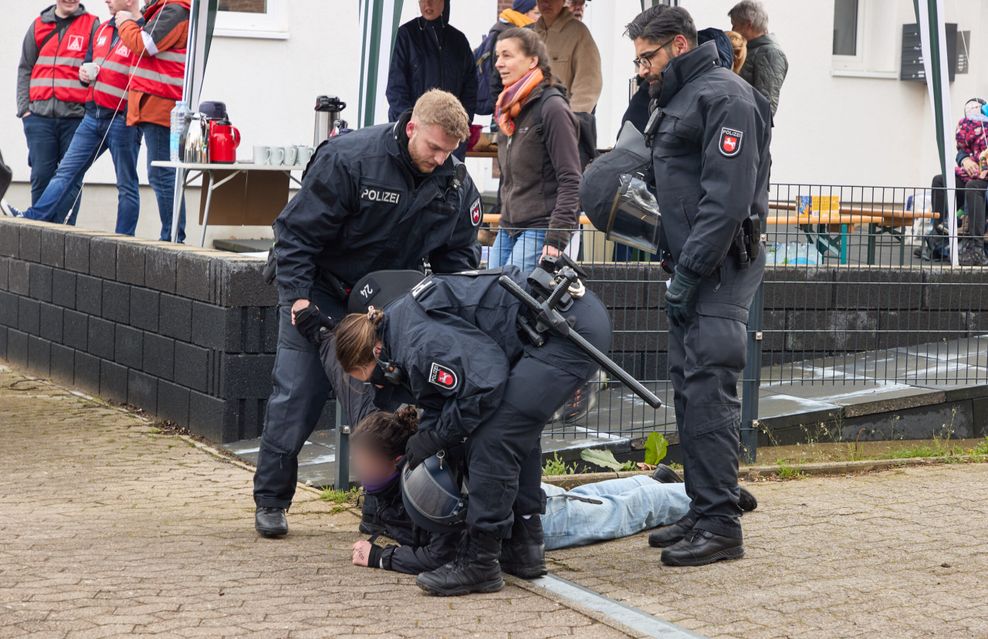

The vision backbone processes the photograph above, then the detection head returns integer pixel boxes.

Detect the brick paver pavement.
[549,463,988,639]
[4,363,988,639]
[0,366,630,639]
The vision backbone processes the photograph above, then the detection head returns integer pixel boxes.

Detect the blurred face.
[105,0,132,13]
[633,35,689,86]
[537,0,564,24]
[567,0,585,20]
[419,0,444,21]
[405,120,460,173]
[351,442,400,486]
[495,37,539,88]
[526,7,541,20]
[55,0,81,17]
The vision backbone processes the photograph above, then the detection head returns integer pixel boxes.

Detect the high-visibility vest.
[90,22,136,111]
[29,12,98,105]
[129,0,191,101]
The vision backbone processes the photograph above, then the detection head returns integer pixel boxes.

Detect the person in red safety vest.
[116,0,190,243]
[15,0,100,224]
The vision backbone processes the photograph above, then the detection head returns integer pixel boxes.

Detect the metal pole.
[740,281,764,463]
[335,401,351,489]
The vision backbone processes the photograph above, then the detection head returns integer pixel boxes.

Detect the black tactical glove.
[293,304,336,344]
[664,266,702,327]
[404,430,446,470]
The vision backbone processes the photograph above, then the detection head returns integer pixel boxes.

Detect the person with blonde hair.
[252,88,482,541]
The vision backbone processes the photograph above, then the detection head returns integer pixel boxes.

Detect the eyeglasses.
[633,37,676,69]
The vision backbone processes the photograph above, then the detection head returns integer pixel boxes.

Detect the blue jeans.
[542,476,691,550]
[23,113,142,235]
[22,114,83,225]
[140,122,186,243]
[488,228,546,272]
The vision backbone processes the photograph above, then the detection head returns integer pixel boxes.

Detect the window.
[833,0,859,56]
[219,0,266,12]
[215,0,287,39]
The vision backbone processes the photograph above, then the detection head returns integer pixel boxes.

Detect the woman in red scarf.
[490,27,582,272]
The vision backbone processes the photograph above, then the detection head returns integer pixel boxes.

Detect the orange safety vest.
[29,12,99,105]
[90,22,137,111]
[129,0,190,101]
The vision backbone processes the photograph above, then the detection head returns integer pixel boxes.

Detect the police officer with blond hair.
[253,89,482,539]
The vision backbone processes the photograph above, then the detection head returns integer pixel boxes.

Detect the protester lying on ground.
[348,408,758,571]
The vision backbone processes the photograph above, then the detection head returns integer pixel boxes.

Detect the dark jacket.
[650,41,772,279]
[379,268,530,444]
[365,474,459,574]
[272,112,481,305]
[386,16,477,123]
[739,34,788,117]
[17,4,99,118]
[496,84,582,249]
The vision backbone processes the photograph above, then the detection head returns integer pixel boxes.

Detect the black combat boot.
[648,514,694,548]
[661,528,744,566]
[255,506,288,538]
[651,464,684,484]
[500,516,546,579]
[416,532,504,596]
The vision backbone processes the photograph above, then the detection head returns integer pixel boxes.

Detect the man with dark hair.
[630,5,772,567]
[729,0,787,116]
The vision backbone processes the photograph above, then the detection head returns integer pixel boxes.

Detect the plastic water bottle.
[169,102,190,162]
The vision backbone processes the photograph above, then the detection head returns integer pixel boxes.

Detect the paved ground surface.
[4,363,988,639]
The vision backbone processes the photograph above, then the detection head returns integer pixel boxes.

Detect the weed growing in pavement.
[542,452,576,476]
[972,437,988,456]
[320,487,360,513]
[775,459,806,480]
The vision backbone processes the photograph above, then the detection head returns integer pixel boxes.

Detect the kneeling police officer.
[629,7,771,566]
[332,264,612,596]
[254,89,483,538]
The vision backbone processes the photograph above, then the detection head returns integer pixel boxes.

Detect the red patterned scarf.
[495,68,544,137]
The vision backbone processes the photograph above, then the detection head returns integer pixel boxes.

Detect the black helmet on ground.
[400,453,468,533]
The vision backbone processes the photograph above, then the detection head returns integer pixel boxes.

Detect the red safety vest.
[90,22,136,111]
[130,0,191,101]
[29,12,98,105]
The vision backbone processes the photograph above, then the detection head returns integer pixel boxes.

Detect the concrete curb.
[544,454,988,488]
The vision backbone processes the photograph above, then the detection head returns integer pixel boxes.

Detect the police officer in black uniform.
[253,89,483,538]
[332,265,612,596]
[629,7,771,566]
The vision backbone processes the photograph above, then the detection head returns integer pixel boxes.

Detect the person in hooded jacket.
[386,0,477,159]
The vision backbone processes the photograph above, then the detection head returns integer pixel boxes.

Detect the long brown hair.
[335,308,385,372]
[498,27,557,87]
[351,407,419,458]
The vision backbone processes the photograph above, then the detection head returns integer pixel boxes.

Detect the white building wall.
[2,0,987,242]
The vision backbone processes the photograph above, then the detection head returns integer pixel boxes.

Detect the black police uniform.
[364,471,460,574]
[376,267,611,539]
[648,41,771,539]
[254,111,482,511]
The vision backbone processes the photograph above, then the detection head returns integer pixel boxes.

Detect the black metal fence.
[492,183,988,459]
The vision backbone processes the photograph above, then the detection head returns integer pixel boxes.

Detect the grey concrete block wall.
[0,219,281,443]
[2,218,983,444]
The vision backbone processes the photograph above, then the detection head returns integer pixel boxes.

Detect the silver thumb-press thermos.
[313,96,347,146]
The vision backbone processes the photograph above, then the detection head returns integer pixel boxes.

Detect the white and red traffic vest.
[29,12,98,104]
[90,22,137,111]
[130,0,190,101]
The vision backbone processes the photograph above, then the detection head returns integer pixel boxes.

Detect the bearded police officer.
[254,89,482,538]
[629,7,771,566]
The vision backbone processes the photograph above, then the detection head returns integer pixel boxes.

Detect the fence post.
[334,401,351,489]
[740,281,764,463]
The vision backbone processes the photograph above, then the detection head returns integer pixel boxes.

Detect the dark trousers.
[931,174,987,237]
[140,122,187,243]
[22,114,83,225]
[253,290,378,509]
[667,252,764,539]
[465,292,612,538]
